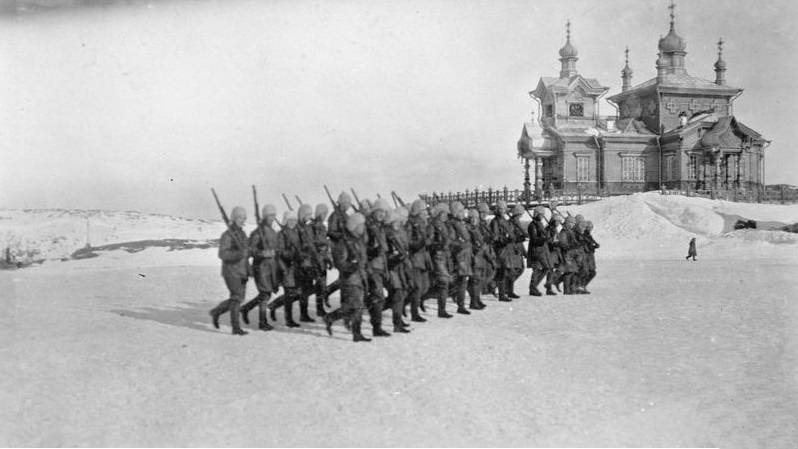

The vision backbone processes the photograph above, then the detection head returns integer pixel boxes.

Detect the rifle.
[252,185,269,253]
[211,188,248,249]
[295,195,304,207]
[391,191,406,208]
[323,185,338,209]
[390,194,398,208]
[349,187,360,212]
[282,193,294,211]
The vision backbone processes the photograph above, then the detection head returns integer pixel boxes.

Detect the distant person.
[240,204,279,331]
[686,237,697,261]
[210,206,250,336]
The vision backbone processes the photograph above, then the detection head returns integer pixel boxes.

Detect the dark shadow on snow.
[110,300,346,340]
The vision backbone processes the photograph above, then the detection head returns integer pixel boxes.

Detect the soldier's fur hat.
[586,220,594,231]
[576,220,588,232]
[478,202,490,214]
[373,198,391,213]
[575,214,585,223]
[435,203,450,216]
[231,206,247,221]
[298,204,313,221]
[283,210,297,223]
[338,192,352,206]
[564,216,576,227]
[315,203,329,218]
[495,200,507,213]
[451,201,465,217]
[511,204,524,217]
[468,208,480,219]
[262,204,277,217]
[552,215,563,224]
[395,207,409,223]
[346,212,366,232]
[533,206,546,217]
[410,199,427,216]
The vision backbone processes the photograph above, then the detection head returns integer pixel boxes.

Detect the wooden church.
[517,2,769,199]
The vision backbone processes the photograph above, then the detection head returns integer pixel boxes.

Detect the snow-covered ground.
[1,192,797,447]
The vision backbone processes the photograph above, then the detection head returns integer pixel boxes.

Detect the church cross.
[566,19,571,41]
[668,0,676,28]
[717,38,724,58]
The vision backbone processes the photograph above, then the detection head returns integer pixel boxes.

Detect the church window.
[545,104,553,117]
[688,155,698,180]
[664,155,673,181]
[569,103,584,117]
[622,156,645,182]
[576,156,589,181]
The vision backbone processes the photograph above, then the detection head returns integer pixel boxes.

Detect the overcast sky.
[1,0,796,219]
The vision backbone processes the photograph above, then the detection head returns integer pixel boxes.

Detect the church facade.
[517,5,769,200]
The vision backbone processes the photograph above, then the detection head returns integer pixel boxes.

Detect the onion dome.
[714,38,726,69]
[621,47,633,77]
[658,27,687,53]
[559,20,578,58]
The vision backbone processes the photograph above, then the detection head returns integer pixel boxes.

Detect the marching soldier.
[327,192,352,244]
[276,210,304,327]
[240,204,279,331]
[488,201,514,302]
[477,202,497,297]
[385,208,412,333]
[506,205,527,299]
[405,199,430,322]
[527,206,555,296]
[295,204,321,322]
[466,208,488,310]
[311,204,333,314]
[323,213,371,342]
[447,202,472,315]
[553,216,580,295]
[209,206,250,336]
[427,203,454,317]
[365,198,392,337]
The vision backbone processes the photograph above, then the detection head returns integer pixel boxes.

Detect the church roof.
[614,118,657,135]
[539,76,606,91]
[608,71,740,102]
[661,114,766,145]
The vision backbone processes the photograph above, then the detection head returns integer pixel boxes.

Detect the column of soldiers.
[209,192,599,341]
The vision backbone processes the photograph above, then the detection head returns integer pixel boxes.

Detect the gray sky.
[1,0,796,219]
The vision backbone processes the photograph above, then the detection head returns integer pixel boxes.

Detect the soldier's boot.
[545,284,557,296]
[529,273,543,296]
[477,297,488,309]
[410,295,427,322]
[456,290,470,315]
[563,274,575,295]
[353,321,371,343]
[497,279,511,302]
[299,296,315,323]
[230,301,248,336]
[284,301,301,328]
[392,316,411,333]
[315,296,326,318]
[437,291,453,318]
[372,323,391,337]
[323,309,343,336]
[419,298,427,313]
[257,304,273,331]
[240,293,266,325]
[508,275,520,299]
[209,300,230,329]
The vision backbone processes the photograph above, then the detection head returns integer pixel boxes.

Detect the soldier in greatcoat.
[582,220,600,293]
[553,216,580,295]
[477,202,497,297]
[447,201,473,315]
[488,201,514,302]
[323,213,371,342]
[427,203,454,318]
[506,204,527,299]
[365,198,392,337]
[311,204,333,315]
[405,199,431,322]
[466,208,488,310]
[276,210,304,327]
[527,206,555,296]
[385,208,412,333]
[210,206,250,335]
[240,204,279,331]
